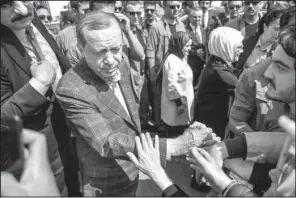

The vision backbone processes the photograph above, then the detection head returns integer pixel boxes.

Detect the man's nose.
[263,64,274,79]
[104,52,115,65]
[13,1,29,16]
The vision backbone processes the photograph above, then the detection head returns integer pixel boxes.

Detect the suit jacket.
[185,22,206,86]
[1,13,75,192]
[56,55,167,196]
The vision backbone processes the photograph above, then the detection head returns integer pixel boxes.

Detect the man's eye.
[276,64,285,71]
[111,48,120,53]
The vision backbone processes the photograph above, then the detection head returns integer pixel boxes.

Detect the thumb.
[126,152,140,167]
[1,172,28,196]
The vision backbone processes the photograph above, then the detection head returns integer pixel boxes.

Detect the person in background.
[235,3,287,76]
[198,1,219,39]
[70,0,89,15]
[185,7,206,86]
[143,1,157,31]
[35,5,55,38]
[1,1,80,196]
[225,0,265,38]
[228,1,244,21]
[55,12,218,196]
[179,1,194,24]
[155,1,165,21]
[146,1,185,135]
[89,0,115,13]
[161,32,194,138]
[115,1,123,13]
[218,1,231,25]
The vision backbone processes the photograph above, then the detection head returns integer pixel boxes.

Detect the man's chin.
[265,91,282,103]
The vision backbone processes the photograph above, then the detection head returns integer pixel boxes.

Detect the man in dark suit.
[0,1,79,196]
[56,11,217,197]
[185,7,206,86]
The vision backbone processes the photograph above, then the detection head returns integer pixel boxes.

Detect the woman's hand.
[177,104,186,115]
[186,147,232,193]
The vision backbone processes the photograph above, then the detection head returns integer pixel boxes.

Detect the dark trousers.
[166,125,189,138]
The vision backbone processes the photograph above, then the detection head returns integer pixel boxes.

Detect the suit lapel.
[1,25,32,78]
[73,60,138,131]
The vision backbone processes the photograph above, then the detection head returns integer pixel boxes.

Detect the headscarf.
[168,31,191,59]
[208,27,244,65]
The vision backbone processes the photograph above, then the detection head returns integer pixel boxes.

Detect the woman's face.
[182,39,192,57]
[234,42,244,62]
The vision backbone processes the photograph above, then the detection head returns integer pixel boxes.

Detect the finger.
[21,129,48,164]
[126,152,140,167]
[190,147,208,167]
[201,139,220,147]
[186,156,197,165]
[203,132,216,141]
[1,172,28,196]
[279,115,295,139]
[196,148,216,164]
[155,135,159,152]
[145,133,154,149]
[135,136,143,153]
[140,133,149,151]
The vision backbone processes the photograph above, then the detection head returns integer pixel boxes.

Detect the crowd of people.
[0,0,295,197]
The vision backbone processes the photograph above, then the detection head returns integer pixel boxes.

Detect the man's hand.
[114,13,131,34]
[177,104,186,115]
[30,60,56,87]
[196,48,205,60]
[186,147,233,193]
[1,129,60,196]
[170,124,220,156]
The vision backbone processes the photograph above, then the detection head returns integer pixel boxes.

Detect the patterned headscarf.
[208,27,244,65]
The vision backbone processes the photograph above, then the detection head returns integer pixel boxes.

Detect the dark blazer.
[1,13,79,195]
[56,55,168,196]
[195,56,237,139]
[185,22,206,86]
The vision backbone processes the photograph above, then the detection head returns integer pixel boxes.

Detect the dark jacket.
[195,56,237,139]
[1,13,79,196]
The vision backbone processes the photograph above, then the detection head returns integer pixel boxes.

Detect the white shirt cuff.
[29,78,49,96]
[166,139,172,161]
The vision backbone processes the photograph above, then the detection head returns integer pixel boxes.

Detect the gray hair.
[76,11,121,47]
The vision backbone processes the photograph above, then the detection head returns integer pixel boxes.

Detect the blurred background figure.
[89,0,115,13]
[155,1,165,21]
[217,1,231,25]
[115,1,123,13]
[35,5,55,37]
[228,1,243,20]
[70,0,89,15]
[143,1,157,31]
[180,1,194,24]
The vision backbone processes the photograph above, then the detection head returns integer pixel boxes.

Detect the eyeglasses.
[1,1,32,9]
[115,7,123,12]
[145,9,155,13]
[229,5,242,10]
[127,12,141,17]
[169,5,181,10]
[244,0,261,6]
[38,15,52,22]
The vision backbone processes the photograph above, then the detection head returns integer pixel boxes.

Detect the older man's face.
[1,1,34,31]
[264,45,295,104]
[189,10,203,27]
[82,24,123,81]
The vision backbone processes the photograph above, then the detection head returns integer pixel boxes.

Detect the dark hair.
[280,6,295,28]
[60,10,78,25]
[168,31,191,59]
[278,24,295,58]
[183,1,194,8]
[89,1,115,11]
[36,5,49,11]
[76,11,121,47]
[144,1,157,7]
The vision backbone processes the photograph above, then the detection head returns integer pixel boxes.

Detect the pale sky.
[48,1,69,19]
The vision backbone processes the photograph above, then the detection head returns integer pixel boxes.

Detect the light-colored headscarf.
[208,27,244,65]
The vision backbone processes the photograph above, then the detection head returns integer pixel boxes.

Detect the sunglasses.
[169,5,181,10]
[229,5,242,10]
[1,1,32,9]
[115,7,123,12]
[145,9,155,13]
[244,0,261,6]
[127,11,141,17]
[39,15,52,22]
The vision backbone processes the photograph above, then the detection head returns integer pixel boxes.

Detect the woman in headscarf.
[195,27,244,140]
[160,31,194,138]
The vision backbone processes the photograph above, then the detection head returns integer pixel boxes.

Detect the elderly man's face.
[264,45,295,104]
[36,8,52,29]
[82,24,123,81]
[1,1,34,31]
[189,10,203,27]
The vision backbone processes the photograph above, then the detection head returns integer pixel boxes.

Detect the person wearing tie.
[185,7,206,86]
[198,1,218,40]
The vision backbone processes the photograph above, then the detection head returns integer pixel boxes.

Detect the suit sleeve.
[214,66,238,88]
[56,84,167,166]
[1,63,49,119]
[229,70,255,135]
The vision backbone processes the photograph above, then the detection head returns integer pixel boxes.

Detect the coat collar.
[73,57,141,133]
